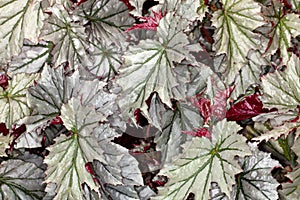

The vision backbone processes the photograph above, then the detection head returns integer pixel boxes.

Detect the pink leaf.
[226,94,267,121]
[212,86,235,120]
[126,11,164,32]
[190,96,211,124]
[182,127,211,138]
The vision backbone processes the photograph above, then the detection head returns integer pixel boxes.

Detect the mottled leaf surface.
[0,73,38,128]
[9,41,51,74]
[263,0,300,64]
[261,55,300,110]
[117,13,195,119]
[0,159,45,199]
[154,120,251,200]
[232,142,280,200]
[212,0,264,83]
[41,5,91,70]
[0,0,45,62]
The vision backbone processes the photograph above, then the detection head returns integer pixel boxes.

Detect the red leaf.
[0,74,8,90]
[9,124,26,151]
[182,127,211,138]
[153,175,168,187]
[226,94,267,121]
[126,11,164,32]
[85,162,95,176]
[212,86,234,120]
[50,116,63,125]
[134,108,149,126]
[190,96,211,123]
[0,123,9,136]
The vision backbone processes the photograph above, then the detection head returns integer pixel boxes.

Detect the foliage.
[0,0,300,199]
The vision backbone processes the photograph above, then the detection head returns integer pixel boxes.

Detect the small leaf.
[164,0,208,21]
[155,102,202,164]
[27,65,77,130]
[86,41,122,80]
[129,0,147,16]
[0,74,8,90]
[92,142,143,186]
[154,120,251,200]
[0,159,45,199]
[75,0,134,47]
[212,0,265,83]
[0,123,11,156]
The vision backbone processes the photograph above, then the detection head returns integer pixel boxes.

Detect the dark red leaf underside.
[226,94,267,121]
[0,74,8,90]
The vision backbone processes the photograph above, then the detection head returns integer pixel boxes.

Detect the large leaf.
[76,0,133,47]
[263,0,300,65]
[0,0,45,62]
[40,5,92,70]
[154,120,251,200]
[27,65,77,128]
[44,99,106,199]
[261,54,300,110]
[45,98,141,199]
[27,65,113,133]
[0,73,38,128]
[44,133,101,200]
[232,142,280,200]
[212,0,264,83]
[117,13,196,119]
[0,159,45,199]
[9,40,52,74]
